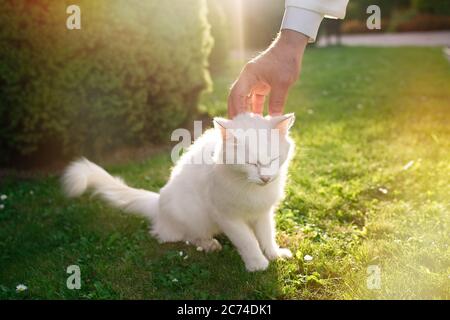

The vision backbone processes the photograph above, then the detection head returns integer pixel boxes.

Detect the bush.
[341,19,388,33]
[346,0,410,20]
[396,14,450,31]
[413,0,450,15]
[341,20,368,33]
[207,0,229,74]
[0,0,212,166]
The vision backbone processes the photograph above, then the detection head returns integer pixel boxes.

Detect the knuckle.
[229,84,236,95]
[244,61,257,73]
[230,81,249,100]
[229,85,241,98]
[278,74,295,87]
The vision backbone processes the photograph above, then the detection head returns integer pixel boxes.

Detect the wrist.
[271,30,307,63]
[278,30,308,52]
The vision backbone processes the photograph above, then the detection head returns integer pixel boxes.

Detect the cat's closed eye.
[269,157,280,165]
[247,157,280,167]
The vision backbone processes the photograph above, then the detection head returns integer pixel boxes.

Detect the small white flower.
[378,187,388,194]
[183,255,189,260]
[185,241,190,245]
[0,194,7,201]
[172,278,178,282]
[0,204,4,210]
[196,246,204,252]
[402,160,414,171]
[29,190,34,195]
[179,251,183,257]
[16,284,28,292]
[304,254,313,262]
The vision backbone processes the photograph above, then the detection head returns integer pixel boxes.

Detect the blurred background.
[1,0,449,300]
[0,0,449,169]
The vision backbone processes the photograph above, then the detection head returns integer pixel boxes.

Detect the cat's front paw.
[193,238,222,252]
[265,247,293,261]
[202,238,222,252]
[244,256,269,272]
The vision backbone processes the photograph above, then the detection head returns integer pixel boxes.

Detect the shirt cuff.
[281,7,324,42]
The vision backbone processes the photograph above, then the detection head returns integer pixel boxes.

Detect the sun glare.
[233,0,245,62]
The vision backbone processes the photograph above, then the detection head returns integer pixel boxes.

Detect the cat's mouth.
[256,179,272,186]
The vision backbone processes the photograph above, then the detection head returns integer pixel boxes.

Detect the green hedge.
[413,0,450,15]
[207,0,230,74]
[0,0,212,165]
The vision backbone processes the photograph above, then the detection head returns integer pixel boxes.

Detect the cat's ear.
[213,117,231,138]
[272,113,295,134]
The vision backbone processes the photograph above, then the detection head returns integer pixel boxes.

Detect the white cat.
[62,112,295,271]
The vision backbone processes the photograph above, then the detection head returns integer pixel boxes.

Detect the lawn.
[0,47,449,299]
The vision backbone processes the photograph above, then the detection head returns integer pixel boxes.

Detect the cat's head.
[213,112,295,185]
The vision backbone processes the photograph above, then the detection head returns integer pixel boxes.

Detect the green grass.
[1,47,449,299]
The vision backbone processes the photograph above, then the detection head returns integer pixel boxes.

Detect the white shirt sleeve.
[281,0,349,42]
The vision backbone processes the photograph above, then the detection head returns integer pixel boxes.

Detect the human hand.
[228,29,308,118]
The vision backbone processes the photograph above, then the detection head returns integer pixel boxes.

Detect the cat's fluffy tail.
[62,158,159,220]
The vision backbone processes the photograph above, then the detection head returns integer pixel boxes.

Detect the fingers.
[228,78,251,119]
[251,94,265,115]
[229,79,289,117]
[268,85,289,116]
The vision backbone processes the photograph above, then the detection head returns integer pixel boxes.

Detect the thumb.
[268,85,289,116]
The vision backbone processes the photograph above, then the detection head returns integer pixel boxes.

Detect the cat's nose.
[260,176,270,184]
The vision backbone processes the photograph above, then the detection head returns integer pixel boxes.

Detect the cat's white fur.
[62,112,295,271]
